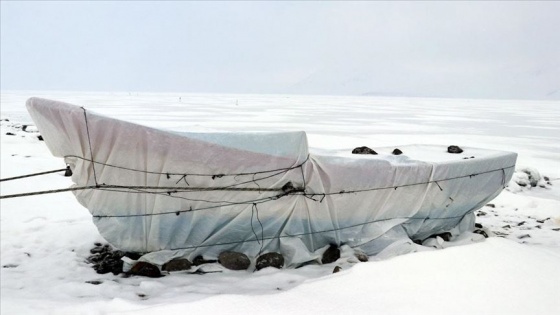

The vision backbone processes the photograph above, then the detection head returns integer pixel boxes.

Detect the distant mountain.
[284,63,560,100]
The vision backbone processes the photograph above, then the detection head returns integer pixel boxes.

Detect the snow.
[1,91,559,314]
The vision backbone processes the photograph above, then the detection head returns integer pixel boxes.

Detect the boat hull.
[26,97,516,266]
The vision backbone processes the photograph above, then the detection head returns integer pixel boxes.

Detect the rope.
[250,203,265,256]
[0,168,67,182]
[300,166,514,199]
[91,165,513,217]
[0,165,514,215]
[81,107,99,186]
[63,154,311,178]
[0,184,301,200]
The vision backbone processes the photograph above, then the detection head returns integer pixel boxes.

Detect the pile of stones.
[87,242,365,278]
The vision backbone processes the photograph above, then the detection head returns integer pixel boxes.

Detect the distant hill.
[285,63,560,100]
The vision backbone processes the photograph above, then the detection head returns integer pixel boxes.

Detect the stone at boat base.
[218,251,251,270]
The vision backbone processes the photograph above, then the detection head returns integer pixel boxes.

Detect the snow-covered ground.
[1,91,559,314]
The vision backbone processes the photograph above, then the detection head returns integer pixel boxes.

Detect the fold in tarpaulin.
[26,97,517,266]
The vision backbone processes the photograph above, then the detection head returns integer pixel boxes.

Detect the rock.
[333,266,342,273]
[218,251,251,270]
[295,260,317,269]
[93,261,111,274]
[64,166,73,177]
[502,225,511,229]
[321,244,340,264]
[517,221,526,226]
[475,223,483,228]
[552,228,560,232]
[124,252,143,260]
[87,254,103,263]
[518,234,531,239]
[486,204,495,208]
[352,146,377,155]
[111,250,125,259]
[162,258,192,272]
[37,135,44,141]
[433,232,452,242]
[193,255,217,266]
[2,264,18,268]
[392,148,403,155]
[85,280,103,285]
[129,261,162,278]
[6,132,15,136]
[447,145,463,154]
[473,229,488,238]
[354,251,369,262]
[256,252,284,270]
[90,246,106,254]
[94,242,102,247]
[476,211,487,217]
[96,257,123,275]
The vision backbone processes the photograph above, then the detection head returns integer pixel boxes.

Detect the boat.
[26,97,517,267]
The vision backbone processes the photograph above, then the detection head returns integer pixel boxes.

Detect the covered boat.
[26,97,517,266]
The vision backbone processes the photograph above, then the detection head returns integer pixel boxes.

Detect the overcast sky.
[1,1,559,99]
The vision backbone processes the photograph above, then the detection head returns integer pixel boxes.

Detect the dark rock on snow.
[162,258,192,272]
[332,266,342,273]
[475,223,483,229]
[473,229,488,238]
[447,145,463,154]
[85,280,103,285]
[90,245,110,254]
[321,244,340,264]
[87,243,140,276]
[2,264,18,268]
[256,252,284,270]
[6,132,15,136]
[354,251,369,262]
[433,232,452,242]
[193,255,217,266]
[351,146,377,155]
[37,135,44,141]
[129,261,162,278]
[392,148,403,155]
[218,251,251,270]
[94,257,123,275]
[123,252,143,260]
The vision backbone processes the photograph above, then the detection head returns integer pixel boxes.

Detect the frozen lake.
[1,91,559,314]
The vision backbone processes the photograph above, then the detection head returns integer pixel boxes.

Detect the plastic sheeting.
[26,97,517,267]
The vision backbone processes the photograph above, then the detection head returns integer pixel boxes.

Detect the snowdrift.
[26,97,517,266]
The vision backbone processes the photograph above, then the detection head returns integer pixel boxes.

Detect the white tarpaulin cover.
[26,97,517,267]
